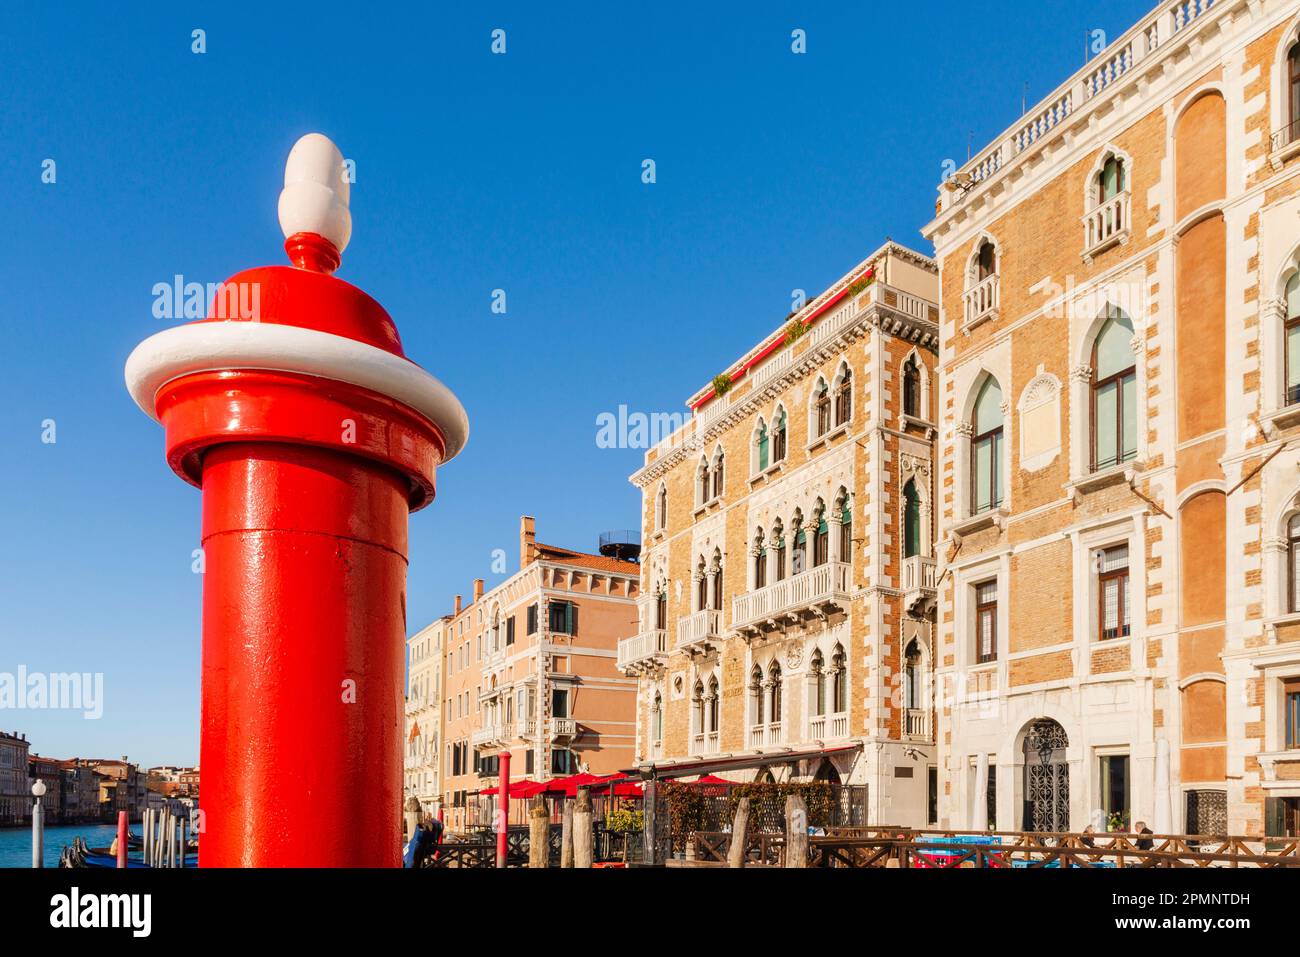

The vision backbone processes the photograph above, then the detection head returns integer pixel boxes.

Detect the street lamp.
[31,779,47,869]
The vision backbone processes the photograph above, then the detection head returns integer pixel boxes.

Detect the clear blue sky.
[0,1,1154,766]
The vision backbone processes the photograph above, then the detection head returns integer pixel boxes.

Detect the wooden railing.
[805,827,1300,869]
[689,831,785,867]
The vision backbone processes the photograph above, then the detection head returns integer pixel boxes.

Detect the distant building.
[405,617,446,816]
[59,761,104,824]
[418,516,641,833]
[0,731,32,825]
[78,757,146,822]
[28,755,65,824]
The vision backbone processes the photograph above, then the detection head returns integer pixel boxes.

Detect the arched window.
[693,681,705,735]
[750,666,765,725]
[813,506,829,567]
[1286,273,1300,407]
[697,458,710,505]
[768,662,783,724]
[810,649,825,717]
[696,558,708,611]
[815,379,831,437]
[772,519,786,582]
[1098,155,1126,203]
[1289,515,1300,613]
[904,640,921,710]
[712,448,725,500]
[903,357,921,418]
[655,589,667,630]
[754,418,769,473]
[656,484,668,530]
[977,240,997,280]
[903,479,921,558]
[835,366,852,426]
[710,550,723,610]
[792,510,807,575]
[753,528,767,589]
[707,676,719,733]
[1091,308,1137,471]
[652,692,663,744]
[1289,42,1300,135]
[971,377,1004,513]
[773,407,788,462]
[831,644,846,714]
[839,498,852,563]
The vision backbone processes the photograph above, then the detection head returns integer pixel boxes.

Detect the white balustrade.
[963,274,999,326]
[1083,191,1129,254]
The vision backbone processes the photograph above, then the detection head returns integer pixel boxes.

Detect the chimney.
[473,578,484,602]
[454,594,463,616]
[520,515,536,568]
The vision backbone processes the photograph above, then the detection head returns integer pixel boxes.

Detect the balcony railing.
[471,722,511,748]
[962,274,999,327]
[1272,118,1300,153]
[677,608,724,653]
[691,730,721,756]
[748,721,783,749]
[901,554,937,617]
[551,717,576,740]
[616,628,668,673]
[732,562,852,636]
[904,708,931,740]
[1082,190,1130,257]
[808,711,849,741]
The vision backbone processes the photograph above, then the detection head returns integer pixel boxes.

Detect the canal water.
[0,824,120,868]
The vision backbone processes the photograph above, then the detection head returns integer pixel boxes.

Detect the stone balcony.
[1082,190,1130,260]
[731,562,852,638]
[550,717,577,741]
[690,730,721,756]
[900,554,937,618]
[471,721,512,748]
[616,628,668,674]
[676,608,725,655]
[904,707,932,741]
[747,721,784,749]
[962,274,998,329]
[807,711,850,742]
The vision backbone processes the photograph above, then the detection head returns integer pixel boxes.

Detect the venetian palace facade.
[921,0,1300,837]
[622,243,943,826]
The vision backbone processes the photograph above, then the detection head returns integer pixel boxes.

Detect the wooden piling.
[784,794,808,868]
[573,787,593,868]
[528,799,550,868]
[560,800,574,868]
[727,797,750,869]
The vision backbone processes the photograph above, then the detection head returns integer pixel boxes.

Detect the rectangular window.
[552,689,569,718]
[526,604,538,635]
[975,581,997,663]
[1287,680,1300,750]
[525,750,534,774]
[551,749,575,775]
[1098,545,1130,640]
[548,601,578,635]
[505,617,516,646]
[1099,754,1130,826]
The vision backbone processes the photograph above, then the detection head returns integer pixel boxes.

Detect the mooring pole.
[124,134,468,866]
[495,750,512,868]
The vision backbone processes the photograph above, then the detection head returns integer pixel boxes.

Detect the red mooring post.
[125,134,468,867]
[115,811,128,869]
[496,749,511,868]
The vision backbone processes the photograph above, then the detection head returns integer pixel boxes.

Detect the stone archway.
[1021,719,1069,832]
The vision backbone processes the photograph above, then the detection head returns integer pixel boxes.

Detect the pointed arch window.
[697,459,711,506]
[750,666,765,725]
[971,377,1004,513]
[652,692,663,745]
[773,520,786,582]
[810,649,825,717]
[706,675,719,734]
[1099,155,1126,202]
[815,380,831,437]
[768,662,783,724]
[693,681,705,735]
[1091,308,1137,471]
[903,357,921,418]
[696,559,708,612]
[814,509,829,567]
[773,408,788,462]
[831,645,846,714]
[903,479,921,558]
[656,484,668,530]
[1289,515,1300,614]
[839,501,853,563]
[977,240,997,280]
[756,419,770,472]
[792,517,807,575]
[711,450,725,500]
[1289,42,1300,134]
[904,640,922,710]
[835,367,852,426]
[1286,273,1300,407]
[655,589,667,630]
[710,552,723,610]
[753,529,767,589]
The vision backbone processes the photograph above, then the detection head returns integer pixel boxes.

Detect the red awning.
[476,779,549,799]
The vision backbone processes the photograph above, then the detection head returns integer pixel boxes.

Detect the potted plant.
[712,373,733,398]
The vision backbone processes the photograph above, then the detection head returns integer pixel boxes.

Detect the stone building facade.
[921,0,1300,837]
[622,242,942,826]
[404,616,446,815]
[413,516,640,832]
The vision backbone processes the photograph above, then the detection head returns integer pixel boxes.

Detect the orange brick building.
[922,0,1300,836]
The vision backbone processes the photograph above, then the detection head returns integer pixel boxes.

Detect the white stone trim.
[125,320,469,460]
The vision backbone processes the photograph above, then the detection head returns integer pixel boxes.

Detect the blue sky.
[0,1,1155,766]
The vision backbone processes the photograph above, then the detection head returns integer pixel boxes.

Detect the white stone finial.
[277,133,352,253]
